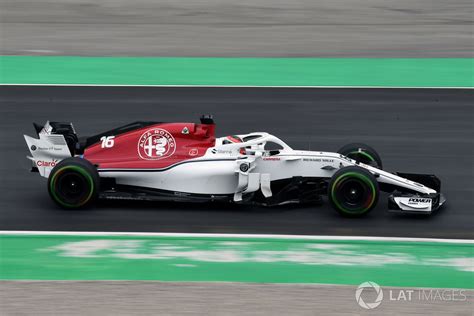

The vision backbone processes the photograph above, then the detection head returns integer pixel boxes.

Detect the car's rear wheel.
[48,157,99,209]
[337,143,383,169]
[328,166,379,217]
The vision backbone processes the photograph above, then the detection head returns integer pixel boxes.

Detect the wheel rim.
[340,180,366,206]
[50,166,94,208]
[331,172,376,214]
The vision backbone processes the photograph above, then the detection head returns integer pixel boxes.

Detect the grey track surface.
[1,281,473,316]
[1,86,473,238]
[0,0,472,57]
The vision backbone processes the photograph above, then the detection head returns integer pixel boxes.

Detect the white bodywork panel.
[101,160,239,195]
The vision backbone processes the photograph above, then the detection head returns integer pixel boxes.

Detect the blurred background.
[1,0,472,57]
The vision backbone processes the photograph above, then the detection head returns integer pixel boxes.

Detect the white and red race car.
[24,116,445,216]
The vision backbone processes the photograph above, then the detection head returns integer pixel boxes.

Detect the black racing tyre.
[47,157,99,209]
[337,143,383,169]
[328,166,379,217]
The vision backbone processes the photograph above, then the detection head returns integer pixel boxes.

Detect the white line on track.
[0,84,472,89]
[0,231,472,244]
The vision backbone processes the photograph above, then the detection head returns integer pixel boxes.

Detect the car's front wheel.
[337,143,383,169]
[48,157,99,209]
[328,166,379,217]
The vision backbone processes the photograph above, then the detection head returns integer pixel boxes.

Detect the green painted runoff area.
[0,56,472,87]
[0,234,472,288]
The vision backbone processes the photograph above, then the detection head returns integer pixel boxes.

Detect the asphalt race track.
[1,86,473,238]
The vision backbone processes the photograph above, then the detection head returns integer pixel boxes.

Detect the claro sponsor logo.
[36,159,58,167]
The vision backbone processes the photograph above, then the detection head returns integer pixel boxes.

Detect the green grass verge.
[0,234,472,288]
[1,56,472,87]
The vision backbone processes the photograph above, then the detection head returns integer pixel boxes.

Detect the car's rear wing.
[24,121,75,178]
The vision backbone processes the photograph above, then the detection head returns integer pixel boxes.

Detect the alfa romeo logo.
[137,128,176,160]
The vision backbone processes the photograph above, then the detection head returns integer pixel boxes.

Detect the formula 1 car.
[24,116,445,216]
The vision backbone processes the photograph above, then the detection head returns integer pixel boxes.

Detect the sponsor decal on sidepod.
[397,197,432,210]
[36,159,58,167]
[137,128,176,160]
